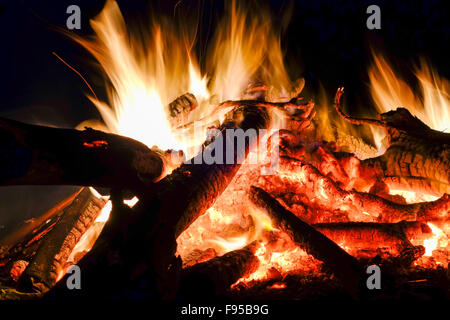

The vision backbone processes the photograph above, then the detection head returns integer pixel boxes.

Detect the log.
[178,242,259,299]
[168,93,198,128]
[47,103,273,300]
[312,221,427,260]
[0,117,166,190]
[0,189,82,249]
[333,88,450,196]
[17,187,106,293]
[249,186,364,298]
[276,157,450,222]
[0,191,80,271]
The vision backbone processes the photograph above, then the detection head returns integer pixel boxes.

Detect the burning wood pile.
[0,0,449,301]
[1,87,448,300]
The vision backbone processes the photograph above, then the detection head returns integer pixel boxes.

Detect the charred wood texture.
[249,186,364,298]
[0,189,86,297]
[0,117,166,190]
[334,88,450,196]
[47,104,271,299]
[276,157,450,222]
[18,188,106,293]
[179,242,259,298]
[312,221,426,260]
[0,189,82,251]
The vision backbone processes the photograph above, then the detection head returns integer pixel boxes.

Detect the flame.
[71,0,295,156]
[423,222,448,257]
[388,190,439,204]
[315,53,449,160]
[68,0,308,283]
[60,0,450,288]
[369,54,450,149]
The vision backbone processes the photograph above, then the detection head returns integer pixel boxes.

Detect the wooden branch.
[0,117,166,190]
[178,242,259,298]
[249,186,364,298]
[333,88,387,128]
[175,94,313,130]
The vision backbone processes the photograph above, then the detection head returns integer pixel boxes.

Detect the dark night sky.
[0,0,448,236]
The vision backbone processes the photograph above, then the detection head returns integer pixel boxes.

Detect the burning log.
[312,222,427,260]
[0,117,167,190]
[178,242,259,298]
[47,103,273,299]
[18,188,106,293]
[0,189,82,251]
[0,190,83,276]
[249,186,364,297]
[334,88,450,196]
[275,157,450,222]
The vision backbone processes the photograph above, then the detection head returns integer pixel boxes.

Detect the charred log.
[334,88,450,196]
[313,221,427,260]
[18,188,106,293]
[178,242,259,299]
[275,157,450,222]
[249,186,364,298]
[0,117,167,190]
[0,189,82,251]
[0,189,85,289]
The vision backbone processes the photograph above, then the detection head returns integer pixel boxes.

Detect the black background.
[0,0,448,236]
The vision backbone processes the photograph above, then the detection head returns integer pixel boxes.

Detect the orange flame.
[369,54,450,150]
[71,0,295,156]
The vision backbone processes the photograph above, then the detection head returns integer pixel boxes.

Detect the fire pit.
[0,0,448,304]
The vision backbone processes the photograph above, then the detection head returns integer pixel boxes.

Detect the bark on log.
[178,242,259,298]
[334,88,450,196]
[18,188,106,293]
[0,117,166,190]
[249,186,364,298]
[46,104,271,300]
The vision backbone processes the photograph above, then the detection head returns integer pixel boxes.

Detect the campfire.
[0,0,449,301]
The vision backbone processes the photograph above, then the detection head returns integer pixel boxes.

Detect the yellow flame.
[208,1,293,102]
[72,0,295,155]
[423,222,448,256]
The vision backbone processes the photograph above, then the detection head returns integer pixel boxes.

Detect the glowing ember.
[267,282,287,290]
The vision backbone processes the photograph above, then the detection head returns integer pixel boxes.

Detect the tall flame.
[71,0,295,154]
